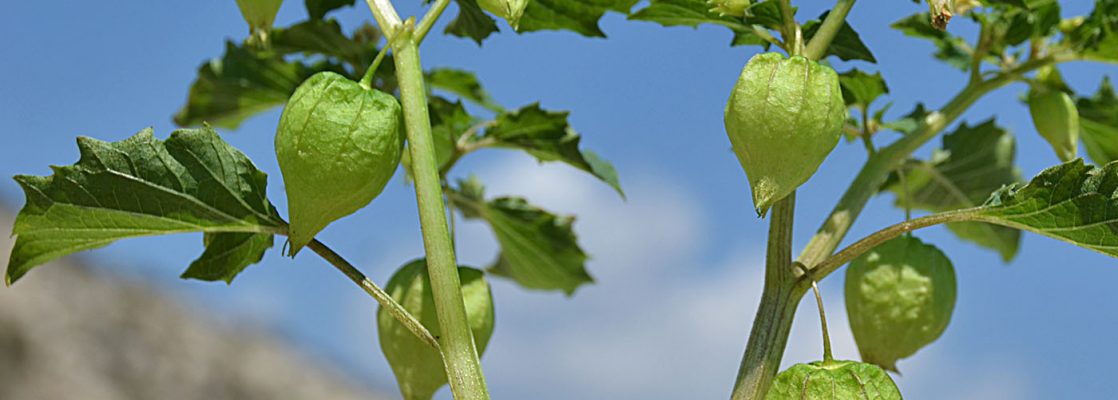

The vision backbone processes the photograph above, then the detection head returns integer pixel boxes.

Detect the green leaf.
[6,127,283,285]
[802,11,876,63]
[174,41,343,129]
[765,360,902,400]
[446,0,501,44]
[745,0,787,31]
[518,0,638,37]
[839,69,889,109]
[882,103,930,135]
[891,13,972,70]
[378,259,494,400]
[628,0,749,30]
[304,0,355,19]
[481,104,624,197]
[183,232,274,282]
[888,120,1022,261]
[1078,77,1118,165]
[270,19,379,70]
[1068,0,1118,62]
[452,178,593,294]
[970,159,1118,258]
[427,68,504,112]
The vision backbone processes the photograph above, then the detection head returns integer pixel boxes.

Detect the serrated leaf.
[270,19,379,70]
[891,13,972,70]
[802,11,876,63]
[745,0,787,31]
[887,120,1022,260]
[518,0,638,37]
[427,68,503,112]
[451,178,593,294]
[483,104,624,197]
[1078,77,1118,165]
[970,159,1118,258]
[6,127,283,285]
[839,69,889,109]
[305,0,355,19]
[378,259,494,400]
[174,42,333,129]
[765,360,902,400]
[446,0,501,44]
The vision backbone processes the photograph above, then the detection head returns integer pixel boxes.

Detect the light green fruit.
[234,0,284,32]
[1028,87,1080,162]
[275,71,404,256]
[725,52,846,216]
[845,235,956,372]
[478,0,530,29]
[378,260,494,400]
[708,0,751,17]
[765,360,902,400]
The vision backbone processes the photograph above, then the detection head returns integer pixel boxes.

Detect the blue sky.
[2,1,1117,399]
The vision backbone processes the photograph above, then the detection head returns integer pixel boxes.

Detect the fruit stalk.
[392,26,491,400]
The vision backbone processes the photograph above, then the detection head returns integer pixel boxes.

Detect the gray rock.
[0,212,386,400]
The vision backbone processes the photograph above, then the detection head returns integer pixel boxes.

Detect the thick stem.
[307,239,441,350]
[393,28,490,400]
[803,0,856,61]
[731,193,799,399]
[365,0,403,36]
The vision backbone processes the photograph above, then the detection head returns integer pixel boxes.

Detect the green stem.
[359,44,392,90]
[307,239,442,350]
[806,209,978,281]
[365,0,403,36]
[415,0,452,44]
[809,280,832,364]
[803,0,856,61]
[393,26,491,400]
[777,0,800,54]
[731,193,798,400]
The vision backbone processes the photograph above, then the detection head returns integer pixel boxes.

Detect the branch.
[416,0,453,44]
[803,0,856,61]
[307,239,442,350]
[804,209,978,281]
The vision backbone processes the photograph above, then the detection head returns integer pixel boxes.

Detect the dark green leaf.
[518,0,638,37]
[1068,0,1118,61]
[452,178,593,294]
[183,232,274,282]
[628,0,749,30]
[431,97,478,170]
[483,104,624,196]
[839,69,889,109]
[6,127,283,284]
[745,0,787,32]
[270,19,379,70]
[446,0,501,44]
[971,159,1118,258]
[1078,77,1118,165]
[305,0,355,19]
[427,68,504,112]
[174,41,345,129]
[378,259,494,400]
[802,11,876,63]
[891,13,972,70]
[888,120,1022,261]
